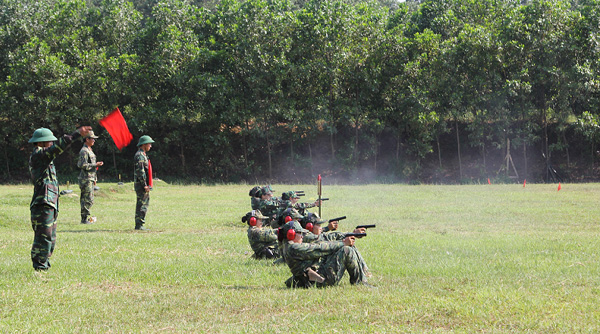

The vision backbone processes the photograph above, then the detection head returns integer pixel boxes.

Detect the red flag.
[99,108,133,151]
[523,179,526,187]
[557,183,561,191]
[487,178,491,184]
[148,159,153,188]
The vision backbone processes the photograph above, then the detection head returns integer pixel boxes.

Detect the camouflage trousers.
[317,246,369,286]
[30,204,58,270]
[134,184,149,228]
[252,246,280,260]
[79,179,94,222]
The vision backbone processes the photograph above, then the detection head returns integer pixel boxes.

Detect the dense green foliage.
[2,0,600,183]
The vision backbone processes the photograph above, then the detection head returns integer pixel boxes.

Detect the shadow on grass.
[60,229,165,233]
[222,285,287,290]
[60,229,122,233]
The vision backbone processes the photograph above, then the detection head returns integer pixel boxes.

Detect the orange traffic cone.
[557,183,562,191]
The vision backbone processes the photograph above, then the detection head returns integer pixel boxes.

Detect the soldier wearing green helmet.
[134,135,155,230]
[28,125,92,270]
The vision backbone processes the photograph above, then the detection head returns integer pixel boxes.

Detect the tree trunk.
[267,133,272,180]
[523,142,528,181]
[591,142,595,175]
[396,134,400,164]
[481,144,486,176]
[354,119,359,166]
[244,120,249,169]
[437,135,442,168]
[180,144,186,175]
[3,143,11,180]
[455,118,463,180]
[562,131,570,170]
[373,133,378,173]
[309,142,313,176]
[543,109,549,181]
[112,150,117,179]
[290,137,294,166]
[330,130,335,160]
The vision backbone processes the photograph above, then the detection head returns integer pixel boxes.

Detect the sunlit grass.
[1,182,600,332]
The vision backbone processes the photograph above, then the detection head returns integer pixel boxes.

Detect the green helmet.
[29,128,57,143]
[137,135,155,147]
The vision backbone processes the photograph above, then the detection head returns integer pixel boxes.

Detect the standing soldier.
[28,126,91,270]
[77,130,103,224]
[134,135,154,230]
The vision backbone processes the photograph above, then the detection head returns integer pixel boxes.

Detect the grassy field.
[1,181,600,333]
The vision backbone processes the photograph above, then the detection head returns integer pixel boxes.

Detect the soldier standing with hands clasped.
[134,135,154,230]
[28,125,91,271]
[77,130,103,224]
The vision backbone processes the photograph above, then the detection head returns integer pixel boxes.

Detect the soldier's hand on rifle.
[144,185,150,192]
[328,220,338,231]
[343,236,355,247]
[314,200,321,207]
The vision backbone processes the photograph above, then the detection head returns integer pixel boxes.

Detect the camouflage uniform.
[250,197,261,210]
[77,145,97,223]
[281,221,369,288]
[29,131,80,270]
[134,148,150,229]
[247,226,279,259]
[258,199,279,227]
[280,191,317,216]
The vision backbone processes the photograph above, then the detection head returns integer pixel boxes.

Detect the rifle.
[345,233,367,238]
[318,198,329,201]
[328,216,346,223]
[355,224,376,229]
[297,193,306,197]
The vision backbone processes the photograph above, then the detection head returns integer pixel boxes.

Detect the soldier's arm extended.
[29,132,81,184]
[287,240,344,261]
[316,231,347,242]
[33,131,81,167]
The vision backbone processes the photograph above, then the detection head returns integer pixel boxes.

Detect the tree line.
[1,0,600,184]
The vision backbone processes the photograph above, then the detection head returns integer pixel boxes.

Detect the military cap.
[260,186,274,196]
[242,209,269,225]
[281,220,309,236]
[281,191,300,201]
[283,208,303,220]
[29,128,57,143]
[84,130,99,139]
[248,210,268,219]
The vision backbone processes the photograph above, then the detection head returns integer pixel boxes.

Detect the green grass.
[1,182,600,333]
